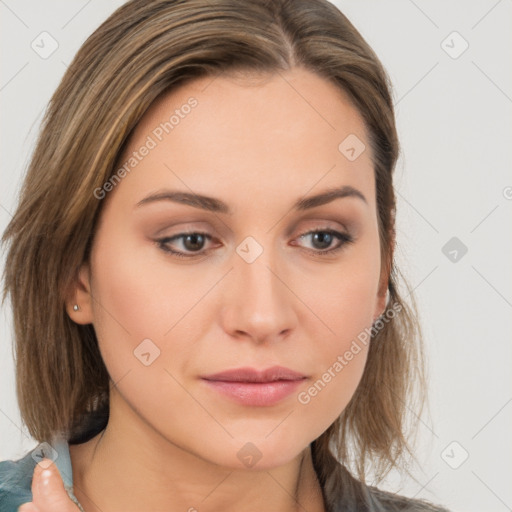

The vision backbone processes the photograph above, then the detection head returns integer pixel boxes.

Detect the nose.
[220,245,298,345]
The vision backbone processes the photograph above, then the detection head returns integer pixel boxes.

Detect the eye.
[293,229,354,256]
[156,231,215,258]
[156,228,354,259]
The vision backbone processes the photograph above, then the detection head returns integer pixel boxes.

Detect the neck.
[69,390,325,512]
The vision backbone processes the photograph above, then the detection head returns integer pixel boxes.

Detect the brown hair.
[2,0,441,509]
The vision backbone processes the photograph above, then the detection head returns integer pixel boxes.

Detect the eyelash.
[156,229,354,259]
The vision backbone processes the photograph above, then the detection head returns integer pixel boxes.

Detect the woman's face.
[72,67,388,469]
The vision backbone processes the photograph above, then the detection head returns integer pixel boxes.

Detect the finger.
[31,457,79,511]
[17,504,40,512]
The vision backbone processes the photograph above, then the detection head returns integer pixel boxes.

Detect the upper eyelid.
[155,217,352,236]
[157,225,350,241]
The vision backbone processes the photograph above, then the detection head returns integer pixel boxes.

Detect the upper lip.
[201,366,307,383]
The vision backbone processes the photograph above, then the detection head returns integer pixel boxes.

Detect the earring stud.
[73,304,80,311]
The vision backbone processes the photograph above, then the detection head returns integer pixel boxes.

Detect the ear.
[65,263,94,325]
[373,275,389,323]
[373,228,394,323]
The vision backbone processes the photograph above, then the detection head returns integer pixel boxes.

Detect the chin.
[214,434,311,471]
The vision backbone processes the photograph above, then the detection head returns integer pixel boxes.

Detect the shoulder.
[0,449,36,512]
[366,484,450,511]
[323,463,450,512]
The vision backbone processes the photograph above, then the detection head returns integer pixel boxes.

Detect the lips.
[201,366,307,406]
[201,365,306,383]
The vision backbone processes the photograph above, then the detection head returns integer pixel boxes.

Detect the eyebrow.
[135,185,367,214]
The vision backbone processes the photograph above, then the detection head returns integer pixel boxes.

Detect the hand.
[17,457,81,512]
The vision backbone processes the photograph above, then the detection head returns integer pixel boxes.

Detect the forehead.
[111,67,375,210]
[136,67,369,149]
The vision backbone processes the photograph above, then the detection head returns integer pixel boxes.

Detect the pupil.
[184,234,204,251]
[313,232,332,249]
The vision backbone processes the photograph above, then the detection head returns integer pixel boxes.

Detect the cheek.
[295,287,372,439]
[299,232,381,342]
[296,343,369,440]
[88,232,193,377]
[293,238,379,424]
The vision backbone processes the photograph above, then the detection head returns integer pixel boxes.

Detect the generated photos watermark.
[297,300,402,405]
[94,97,198,200]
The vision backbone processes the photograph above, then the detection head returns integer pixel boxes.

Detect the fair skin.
[20,67,388,512]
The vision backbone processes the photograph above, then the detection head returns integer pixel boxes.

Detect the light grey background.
[1,1,511,511]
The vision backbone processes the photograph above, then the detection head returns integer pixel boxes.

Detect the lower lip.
[201,379,305,406]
